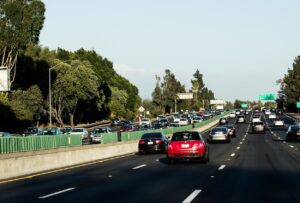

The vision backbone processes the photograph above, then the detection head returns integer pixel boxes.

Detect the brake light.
[155,139,164,144]
[139,140,145,144]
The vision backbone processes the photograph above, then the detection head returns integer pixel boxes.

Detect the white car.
[178,118,189,126]
[174,117,181,123]
[229,113,236,118]
[70,128,89,139]
[192,116,203,123]
[140,118,151,126]
[265,110,271,115]
[251,117,261,123]
[268,114,276,120]
[273,119,284,127]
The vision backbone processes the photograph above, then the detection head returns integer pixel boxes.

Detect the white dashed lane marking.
[218,165,226,170]
[38,188,76,199]
[182,190,202,203]
[132,164,147,170]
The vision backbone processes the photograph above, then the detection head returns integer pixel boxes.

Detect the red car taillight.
[139,140,145,144]
[155,139,164,144]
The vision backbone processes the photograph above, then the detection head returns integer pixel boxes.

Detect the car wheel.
[202,149,209,163]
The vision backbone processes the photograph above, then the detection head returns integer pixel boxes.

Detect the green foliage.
[284,56,300,111]
[224,101,234,110]
[191,69,204,93]
[161,69,185,112]
[52,60,100,126]
[10,85,43,121]
[142,99,163,117]
[108,86,128,118]
[0,0,45,48]
[0,0,45,85]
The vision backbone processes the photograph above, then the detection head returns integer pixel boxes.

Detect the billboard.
[0,67,9,91]
[210,100,225,105]
[177,93,193,100]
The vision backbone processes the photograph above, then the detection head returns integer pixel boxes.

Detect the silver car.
[252,122,265,133]
[208,127,231,143]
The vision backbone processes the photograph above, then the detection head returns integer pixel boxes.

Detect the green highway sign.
[241,104,248,108]
[297,102,300,108]
[259,94,275,101]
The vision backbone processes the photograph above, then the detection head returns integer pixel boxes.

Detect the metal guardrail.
[0,135,82,154]
[0,113,229,154]
[78,114,229,144]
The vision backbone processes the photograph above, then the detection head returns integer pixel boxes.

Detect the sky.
[40,0,300,102]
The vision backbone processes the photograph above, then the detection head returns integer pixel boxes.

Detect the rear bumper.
[139,145,166,153]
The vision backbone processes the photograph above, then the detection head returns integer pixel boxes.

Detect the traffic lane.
[0,120,248,202]
[0,152,165,203]
[195,126,300,203]
[202,121,250,163]
[268,124,300,153]
[37,135,247,203]
[265,115,300,152]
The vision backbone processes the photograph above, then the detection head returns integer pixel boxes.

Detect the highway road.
[0,114,300,203]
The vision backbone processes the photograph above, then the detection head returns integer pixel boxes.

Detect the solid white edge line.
[132,164,147,170]
[182,189,202,203]
[218,164,226,170]
[38,188,76,199]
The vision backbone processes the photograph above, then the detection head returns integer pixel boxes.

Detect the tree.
[161,69,185,113]
[224,101,234,110]
[283,56,300,111]
[0,0,45,86]
[152,75,163,112]
[108,86,128,118]
[10,85,43,122]
[52,60,100,126]
[191,69,204,105]
[275,78,287,110]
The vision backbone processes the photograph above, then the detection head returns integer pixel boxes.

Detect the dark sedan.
[138,132,168,154]
[286,125,300,142]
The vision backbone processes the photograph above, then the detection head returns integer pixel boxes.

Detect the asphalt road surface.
[0,114,300,203]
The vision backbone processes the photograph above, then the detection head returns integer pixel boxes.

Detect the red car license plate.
[181,144,189,148]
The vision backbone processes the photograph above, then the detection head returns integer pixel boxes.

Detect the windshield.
[72,129,83,132]
[211,128,227,134]
[93,128,107,133]
[171,132,200,141]
[141,133,163,139]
